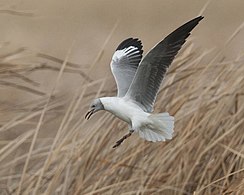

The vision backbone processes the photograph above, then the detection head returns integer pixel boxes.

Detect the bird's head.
[85,98,104,120]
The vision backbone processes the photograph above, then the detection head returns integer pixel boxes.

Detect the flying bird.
[85,16,204,148]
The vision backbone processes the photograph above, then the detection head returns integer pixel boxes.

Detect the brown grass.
[0,16,244,195]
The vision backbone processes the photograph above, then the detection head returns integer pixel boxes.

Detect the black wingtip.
[191,16,204,25]
[186,15,204,29]
[164,16,204,44]
[195,15,204,21]
[116,38,143,55]
[180,15,204,32]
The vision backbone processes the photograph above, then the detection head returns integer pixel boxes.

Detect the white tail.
[139,112,174,142]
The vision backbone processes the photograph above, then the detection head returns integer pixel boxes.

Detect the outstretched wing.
[126,16,204,112]
[110,38,143,97]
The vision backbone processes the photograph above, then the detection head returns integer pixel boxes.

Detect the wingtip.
[195,15,204,22]
[116,37,143,54]
[178,16,204,34]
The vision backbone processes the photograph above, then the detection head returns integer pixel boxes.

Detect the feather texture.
[126,16,204,112]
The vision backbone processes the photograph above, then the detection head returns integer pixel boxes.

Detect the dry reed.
[0,23,243,195]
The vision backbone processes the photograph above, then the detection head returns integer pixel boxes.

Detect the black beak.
[85,109,95,120]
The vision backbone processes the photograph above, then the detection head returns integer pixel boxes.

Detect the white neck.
[99,97,115,110]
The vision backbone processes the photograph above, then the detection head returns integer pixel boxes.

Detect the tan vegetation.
[0,1,244,195]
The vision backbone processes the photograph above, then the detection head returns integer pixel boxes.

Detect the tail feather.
[139,129,165,142]
[139,112,174,142]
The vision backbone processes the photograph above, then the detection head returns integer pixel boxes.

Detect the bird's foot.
[112,131,134,148]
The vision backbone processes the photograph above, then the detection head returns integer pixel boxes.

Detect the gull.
[85,16,203,148]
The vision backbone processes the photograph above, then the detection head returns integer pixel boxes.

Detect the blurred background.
[0,0,243,194]
[0,0,243,61]
[0,0,243,97]
[0,0,243,100]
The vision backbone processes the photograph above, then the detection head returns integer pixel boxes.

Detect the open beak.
[85,109,95,120]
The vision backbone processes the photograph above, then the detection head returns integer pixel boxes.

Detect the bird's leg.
[112,130,134,148]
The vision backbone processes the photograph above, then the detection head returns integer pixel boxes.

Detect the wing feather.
[126,16,204,112]
[110,38,143,97]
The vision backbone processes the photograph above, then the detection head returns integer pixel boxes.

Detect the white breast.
[100,97,147,124]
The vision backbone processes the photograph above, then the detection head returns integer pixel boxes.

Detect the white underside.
[100,97,174,142]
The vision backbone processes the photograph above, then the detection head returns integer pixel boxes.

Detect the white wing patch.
[112,46,140,65]
[110,38,143,97]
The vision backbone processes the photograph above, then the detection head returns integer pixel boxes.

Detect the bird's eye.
[92,105,95,108]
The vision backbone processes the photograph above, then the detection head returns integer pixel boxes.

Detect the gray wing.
[110,38,143,97]
[126,16,204,112]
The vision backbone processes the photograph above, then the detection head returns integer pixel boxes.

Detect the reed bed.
[0,25,243,195]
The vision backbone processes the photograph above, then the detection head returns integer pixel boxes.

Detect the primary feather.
[110,38,143,97]
[88,16,204,146]
[126,16,204,112]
